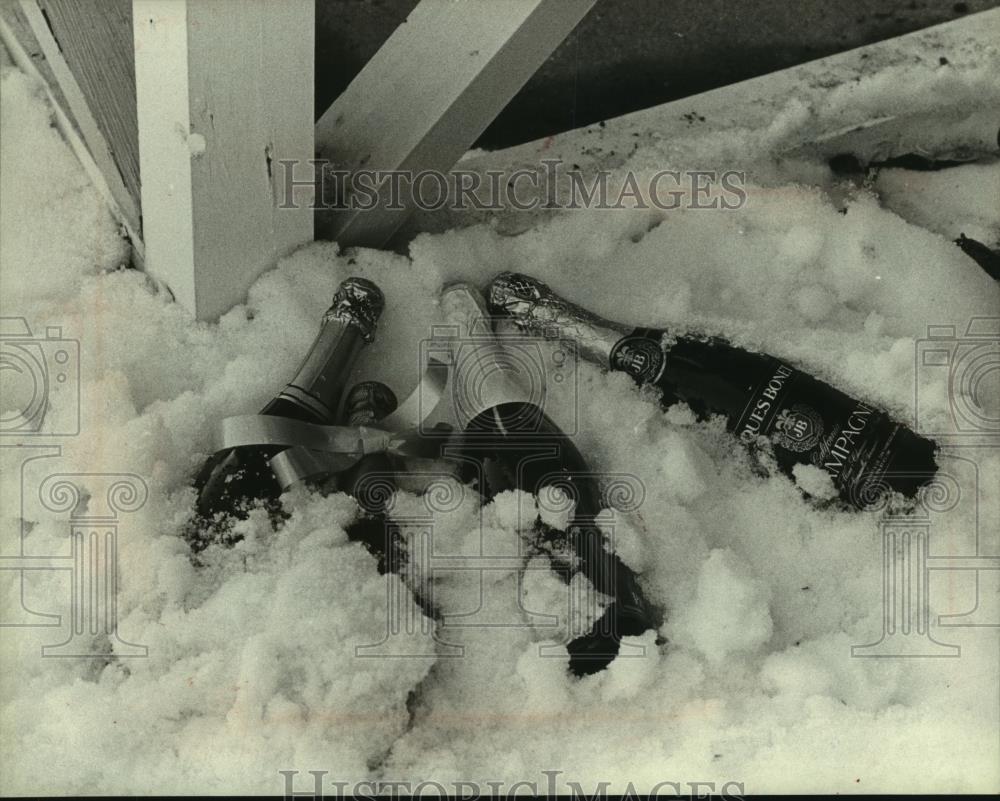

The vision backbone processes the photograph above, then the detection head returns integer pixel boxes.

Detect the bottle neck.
[493,288,640,368]
[263,320,365,424]
[344,381,398,426]
[488,273,673,383]
[506,308,667,385]
[440,284,541,431]
[262,276,384,424]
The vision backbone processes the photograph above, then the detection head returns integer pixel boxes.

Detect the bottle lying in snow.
[295,380,441,619]
[488,272,940,509]
[315,380,453,579]
[315,380,403,570]
[439,283,661,675]
[187,277,384,549]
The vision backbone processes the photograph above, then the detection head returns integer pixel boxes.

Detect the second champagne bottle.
[438,283,661,675]
[488,272,939,509]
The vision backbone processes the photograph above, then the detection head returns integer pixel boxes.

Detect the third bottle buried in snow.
[488,272,939,509]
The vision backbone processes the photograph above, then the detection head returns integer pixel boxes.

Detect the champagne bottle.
[317,381,456,620]
[322,380,403,572]
[188,277,384,549]
[488,272,939,509]
[440,283,660,675]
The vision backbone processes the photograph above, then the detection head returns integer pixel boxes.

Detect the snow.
[668,549,774,665]
[2,26,999,796]
[876,162,1000,244]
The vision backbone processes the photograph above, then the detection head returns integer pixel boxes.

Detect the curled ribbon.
[215,358,451,491]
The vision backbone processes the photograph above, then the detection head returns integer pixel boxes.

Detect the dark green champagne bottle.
[188,277,384,549]
[488,272,939,509]
[325,380,404,572]
[440,283,660,675]
[310,380,452,621]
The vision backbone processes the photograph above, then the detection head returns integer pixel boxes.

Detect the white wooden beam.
[399,8,1000,241]
[132,0,314,321]
[314,0,598,248]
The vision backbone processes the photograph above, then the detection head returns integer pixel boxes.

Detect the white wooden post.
[132,0,314,320]
[10,0,594,315]
[315,0,598,248]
